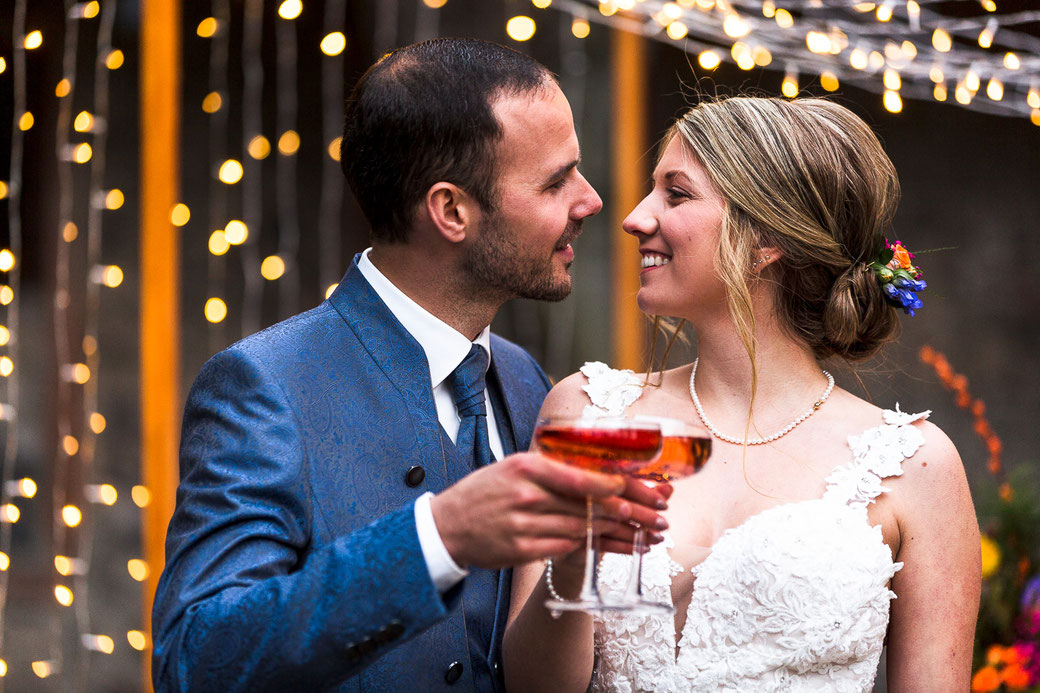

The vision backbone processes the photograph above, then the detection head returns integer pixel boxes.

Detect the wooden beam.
[140,0,180,687]
[610,26,649,371]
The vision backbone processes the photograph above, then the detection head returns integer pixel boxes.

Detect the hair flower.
[868,240,927,316]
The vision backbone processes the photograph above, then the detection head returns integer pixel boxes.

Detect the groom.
[152,38,668,692]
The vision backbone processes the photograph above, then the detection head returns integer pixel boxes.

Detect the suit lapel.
[327,257,450,488]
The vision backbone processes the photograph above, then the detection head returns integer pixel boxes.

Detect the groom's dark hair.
[341,37,556,243]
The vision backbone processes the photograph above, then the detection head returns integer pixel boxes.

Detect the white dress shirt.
[356,249,505,592]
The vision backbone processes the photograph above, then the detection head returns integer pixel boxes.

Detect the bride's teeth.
[642,255,670,268]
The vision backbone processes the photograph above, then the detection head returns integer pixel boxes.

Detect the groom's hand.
[430,452,671,570]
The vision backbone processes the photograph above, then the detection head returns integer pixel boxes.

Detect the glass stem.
[577,495,602,603]
[624,525,647,602]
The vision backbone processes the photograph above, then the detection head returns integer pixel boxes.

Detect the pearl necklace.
[688,358,834,445]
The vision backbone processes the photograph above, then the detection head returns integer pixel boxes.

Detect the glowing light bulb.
[89,412,106,434]
[0,58,5,74]
[83,335,97,356]
[63,435,80,456]
[0,182,7,199]
[875,3,892,22]
[63,222,78,242]
[102,265,124,287]
[820,72,839,92]
[278,131,301,156]
[261,256,286,281]
[321,32,346,56]
[18,112,34,131]
[248,135,271,160]
[986,79,1003,101]
[661,3,682,21]
[132,485,152,508]
[105,50,124,70]
[325,283,339,299]
[278,1,303,20]
[54,555,73,575]
[955,83,972,105]
[723,14,750,38]
[202,92,223,113]
[883,69,901,90]
[127,559,150,581]
[0,553,8,571]
[224,220,248,245]
[17,478,36,498]
[1031,110,1040,127]
[81,2,100,19]
[69,363,91,384]
[92,484,118,505]
[868,51,885,71]
[506,16,536,42]
[1004,53,1020,70]
[105,190,125,210]
[56,78,72,97]
[932,28,951,53]
[84,635,115,654]
[170,203,190,226]
[209,231,230,256]
[205,298,228,323]
[533,0,552,6]
[781,73,798,98]
[965,70,980,92]
[752,45,772,67]
[980,0,996,11]
[599,2,618,17]
[933,84,947,101]
[197,17,219,37]
[571,18,590,39]
[666,21,688,40]
[850,48,868,70]
[698,50,721,70]
[0,249,15,271]
[218,159,243,184]
[732,43,754,70]
[929,66,944,83]
[73,143,93,164]
[55,585,74,606]
[0,357,12,377]
[0,326,8,345]
[1,504,19,523]
[1028,89,1040,109]
[0,287,11,305]
[25,31,43,50]
[0,658,6,676]
[762,0,775,17]
[978,28,994,49]
[127,631,148,651]
[423,0,448,6]
[774,9,793,28]
[805,31,830,54]
[901,41,917,60]
[32,661,54,678]
[327,137,342,162]
[62,505,82,527]
[74,111,94,132]
[883,90,902,113]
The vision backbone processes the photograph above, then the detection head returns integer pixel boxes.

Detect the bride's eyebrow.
[652,170,694,187]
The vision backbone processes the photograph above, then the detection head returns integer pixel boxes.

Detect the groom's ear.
[424,182,475,244]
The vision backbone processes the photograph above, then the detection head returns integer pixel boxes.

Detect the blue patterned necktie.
[450,344,493,468]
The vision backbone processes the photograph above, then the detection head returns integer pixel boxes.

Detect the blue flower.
[893,276,927,293]
[1023,575,1040,611]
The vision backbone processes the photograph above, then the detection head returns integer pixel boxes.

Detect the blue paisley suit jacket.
[152,257,552,692]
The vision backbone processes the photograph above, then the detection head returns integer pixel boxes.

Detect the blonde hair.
[669,96,901,370]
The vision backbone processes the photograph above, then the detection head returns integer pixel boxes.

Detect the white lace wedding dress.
[578,362,928,693]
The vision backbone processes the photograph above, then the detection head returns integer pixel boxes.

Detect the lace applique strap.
[579,361,645,419]
[823,404,931,508]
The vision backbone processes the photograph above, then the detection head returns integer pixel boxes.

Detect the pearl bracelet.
[544,558,563,601]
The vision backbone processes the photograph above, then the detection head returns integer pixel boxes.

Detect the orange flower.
[892,243,913,269]
[988,457,1003,475]
[1002,663,1030,689]
[987,645,1006,665]
[919,345,936,364]
[972,665,1002,692]
[972,399,986,417]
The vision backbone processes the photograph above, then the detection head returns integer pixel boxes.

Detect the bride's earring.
[752,254,771,270]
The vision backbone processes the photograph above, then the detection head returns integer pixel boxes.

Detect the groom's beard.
[460,213,580,303]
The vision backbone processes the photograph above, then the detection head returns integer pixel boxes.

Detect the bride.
[503,96,980,691]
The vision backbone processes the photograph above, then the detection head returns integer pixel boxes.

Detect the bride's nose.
[622,196,657,238]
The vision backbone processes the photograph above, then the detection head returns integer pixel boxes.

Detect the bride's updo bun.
[671,96,902,362]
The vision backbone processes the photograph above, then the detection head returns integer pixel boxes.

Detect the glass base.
[544,597,675,617]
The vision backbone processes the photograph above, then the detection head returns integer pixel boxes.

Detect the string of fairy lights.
[0,0,152,686]
[502,0,1040,122]
[190,0,349,338]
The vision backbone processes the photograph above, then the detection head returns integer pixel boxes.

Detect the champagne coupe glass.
[622,417,712,613]
[534,417,663,614]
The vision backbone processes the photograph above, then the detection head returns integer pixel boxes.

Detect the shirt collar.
[357,248,491,389]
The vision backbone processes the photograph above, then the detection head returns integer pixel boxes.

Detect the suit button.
[445,660,464,683]
[405,465,426,487]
